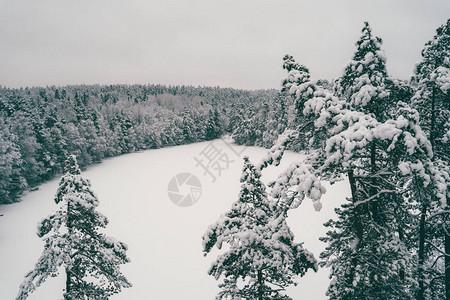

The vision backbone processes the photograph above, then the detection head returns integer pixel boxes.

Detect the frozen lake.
[0,140,349,299]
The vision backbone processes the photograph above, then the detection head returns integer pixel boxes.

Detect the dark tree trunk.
[428,87,450,300]
[446,229,450,300]
[348,169,363,240]
[257,270,263,300]
[429,87,450,300]
[65,268,71,299]
[416,86,437,299]
[345,169,364,300]
[417,203,427,300]
[65,200,72,299]
[369,142,378,223]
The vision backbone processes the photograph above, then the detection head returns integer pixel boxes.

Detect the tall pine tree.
[0,118,27,204]
[202,156,317,300]
[17,155,131,300]
[411,18,450,300]
[273,23,444,297]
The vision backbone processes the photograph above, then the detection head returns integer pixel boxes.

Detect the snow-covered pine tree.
[273,88,417,299]
[273,28,444,296]
[205,109,223,140]
[411,18,450,300]
[181,108,195,144]
[233,106,263,146]
[261,92,294,149]
[412,19,450,154]
[202,156,317,300]
[316,23,416,299]
[0,118,27,204]
[276,68,448,298]
[280,54,329,151]
[334,22,391,121]
[17,155,131,300]
[318,100,444,299]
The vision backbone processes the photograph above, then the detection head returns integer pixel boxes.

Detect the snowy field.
[0,140,349,299]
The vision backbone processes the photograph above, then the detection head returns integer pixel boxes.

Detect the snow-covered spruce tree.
[411,18,450,300]
[280,54,329,151]
[260,93,293,149]
[202,156,317,300]
[334,22,391,121]
[0,118,27,204]
[269,98,419,299]
[318,23,414,299]
[412,19,450,154]
[274,39,443,298]
[17,155,131,300]
[205,108,224,140]
[318,101,445,300]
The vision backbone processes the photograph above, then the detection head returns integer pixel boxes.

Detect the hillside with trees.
[0,84,276,204]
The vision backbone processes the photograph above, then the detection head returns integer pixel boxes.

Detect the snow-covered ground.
[0,140,349,299]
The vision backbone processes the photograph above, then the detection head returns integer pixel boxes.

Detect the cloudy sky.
[1,0,449,90]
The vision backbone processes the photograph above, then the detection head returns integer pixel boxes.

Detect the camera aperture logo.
[167,173,202,207]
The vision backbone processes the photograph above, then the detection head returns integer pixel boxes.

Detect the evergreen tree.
[202,157,317,300]
[280,54,327,150]
[262,92,292,148]
[204,108,223,140]
[412,20,450,152]
[111,112,136,154]
[274,33,445,297]
[335,22,391,120]
[205,109,217,140]
[181,108,195,144]
[320,23,414,299]
[8,113,44,186]
[0,119,27,203]
[17,155,131,300]
[318,102,433,300]
[411,18,450,300]
[213,108,223,137]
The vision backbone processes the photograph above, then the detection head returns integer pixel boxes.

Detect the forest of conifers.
[0,83,278,204]
[1,19,450,299]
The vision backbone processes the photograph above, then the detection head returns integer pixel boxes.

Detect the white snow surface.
[0,140,349,299]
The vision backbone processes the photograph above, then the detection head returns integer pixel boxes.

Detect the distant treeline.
[0,84,276,204]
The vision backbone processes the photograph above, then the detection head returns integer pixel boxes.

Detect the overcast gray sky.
[0,0,449,90]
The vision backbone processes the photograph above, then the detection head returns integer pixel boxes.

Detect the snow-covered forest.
[0,9,449,300]
[0,84,276,204]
